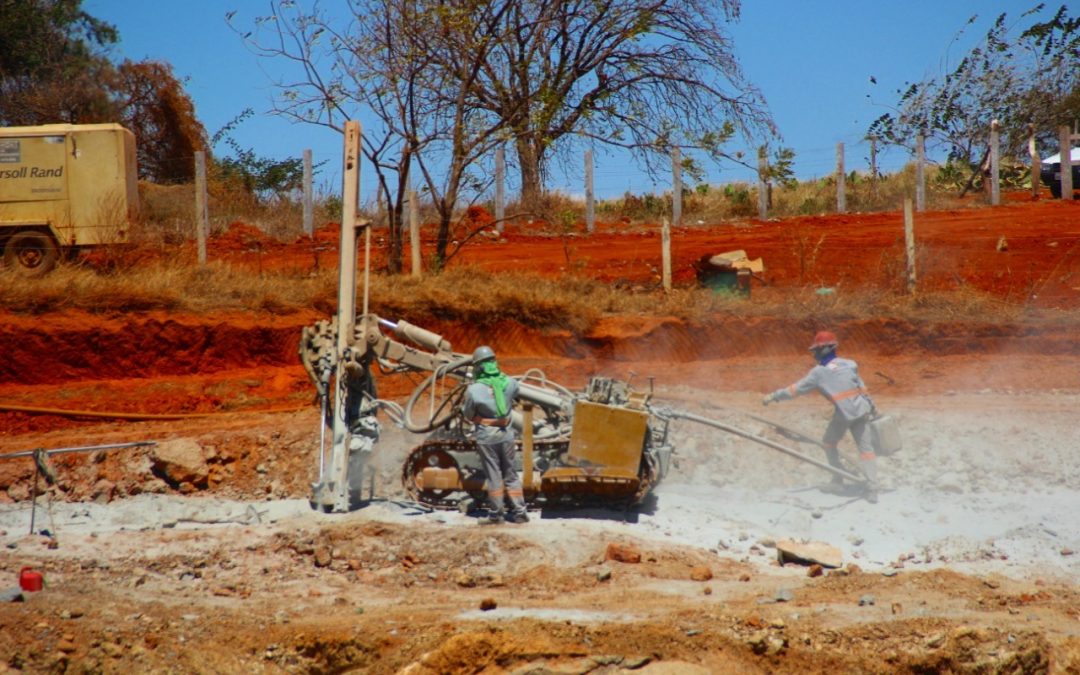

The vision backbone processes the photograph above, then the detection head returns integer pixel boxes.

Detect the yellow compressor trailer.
[0,123,139,275]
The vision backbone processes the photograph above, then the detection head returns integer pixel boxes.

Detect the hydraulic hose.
[667,408,867,484]
[0,403,306,421]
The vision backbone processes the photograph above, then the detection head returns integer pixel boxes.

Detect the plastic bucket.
[19,567,44,592]
[870,415,902,456]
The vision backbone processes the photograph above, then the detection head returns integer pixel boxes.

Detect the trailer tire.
[3,231,59,276]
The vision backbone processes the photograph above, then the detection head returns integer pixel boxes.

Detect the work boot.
[864,483,879,504]
[481,512,504,525]
[511,512,529,524]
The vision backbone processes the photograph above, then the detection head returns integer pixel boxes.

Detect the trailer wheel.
[3,231,59,276]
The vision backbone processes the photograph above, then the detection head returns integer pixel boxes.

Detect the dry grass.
[586,164,985,226]
[3,164,1070,330]
[137,180,339,246]
[0,261,332,315]
[4,261,1076,332]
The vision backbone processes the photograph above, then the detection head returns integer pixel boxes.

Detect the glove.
[762,392,777,406]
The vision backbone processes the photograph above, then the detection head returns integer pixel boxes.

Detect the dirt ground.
[1,195,1079,674]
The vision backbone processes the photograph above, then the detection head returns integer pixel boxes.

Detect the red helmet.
[808,330,838,351]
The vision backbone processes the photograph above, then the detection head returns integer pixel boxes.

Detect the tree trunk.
[515,135,544,211]
[434,211,451,271]
[386,204,403,274]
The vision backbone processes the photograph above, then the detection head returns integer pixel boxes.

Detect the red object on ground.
[19,568,43,592]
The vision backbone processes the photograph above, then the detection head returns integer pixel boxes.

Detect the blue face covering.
[476,360,510,416]
[815,349,837,366]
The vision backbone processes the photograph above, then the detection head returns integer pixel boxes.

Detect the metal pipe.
[669,410,866,484]
[318,393,328,482]
[0,441,157,461]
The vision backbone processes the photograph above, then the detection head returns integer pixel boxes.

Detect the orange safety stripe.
[488,487,505,497]
[830,387,867,402]
[860,451,877,460]
[506,488,523,498]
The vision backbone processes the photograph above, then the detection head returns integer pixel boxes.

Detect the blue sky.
[85,0,1044,199]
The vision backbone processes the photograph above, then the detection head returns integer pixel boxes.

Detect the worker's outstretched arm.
[763,368,821,405]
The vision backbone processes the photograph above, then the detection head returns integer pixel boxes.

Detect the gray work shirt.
[463,378,519,444]
[772,357,873,421]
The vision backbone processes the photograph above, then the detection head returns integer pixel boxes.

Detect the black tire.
[1050,182,1062,199]
[3,231,59,276]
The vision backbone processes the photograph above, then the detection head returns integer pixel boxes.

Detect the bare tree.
[472,0,773,206]
[234,1,515,271]
[236,0,772,269]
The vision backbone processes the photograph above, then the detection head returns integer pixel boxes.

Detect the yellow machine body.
[541,400,649,499]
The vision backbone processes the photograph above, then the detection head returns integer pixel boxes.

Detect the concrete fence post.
[194,151,208,266]
[495,146,505,232]
[585,149,595,234]
[757,146,768,220]
[409,187,421,277]
[915,134,926,212]
[1028,124,1039,198]
[671,147,682,228]
[989,120,1001,206]
[836,142,846,213]
[1061,125,1074,199]
[303,149,313,236]
[904,198,916,294]
[661,217,672,292]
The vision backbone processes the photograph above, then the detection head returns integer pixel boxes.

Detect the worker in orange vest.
[763,331,879,503]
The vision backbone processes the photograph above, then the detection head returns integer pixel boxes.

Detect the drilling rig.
[300,121,884,513]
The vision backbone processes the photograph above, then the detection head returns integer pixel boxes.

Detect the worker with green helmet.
[763,330,880,503]
[463,345,529,524]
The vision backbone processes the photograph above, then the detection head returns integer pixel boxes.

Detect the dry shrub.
[3,257,1076,332]
[137,180,339,250]
[504,190,587,231]
[0,261,329,315]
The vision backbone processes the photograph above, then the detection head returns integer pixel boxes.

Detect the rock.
[605,542,642,564]
[453,571,475,588]
[7,483,30,502]
[891,602,903,615]
[479,598,497,611]
[0,586,24,602]
[774,588,794,603]
[775,539,843,569]
[703,587,712,596]
[92,479,115,504]
[858,595,875,606]
[747,631,769,654]
[57,639,77,653]
[313,546,332,568]
[807,564,824,578]
[925,634,946,649]
[690,565,713,582]
[151,439,209,487]
[738,573,751,582]
[596,567,612,582]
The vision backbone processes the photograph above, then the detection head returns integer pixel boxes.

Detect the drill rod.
[0,441,157,461]
[669,410,866,485]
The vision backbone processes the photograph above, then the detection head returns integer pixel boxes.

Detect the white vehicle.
[1040,147,1080,199]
